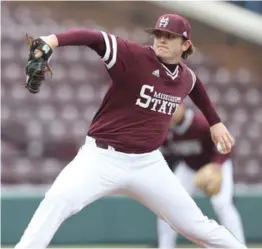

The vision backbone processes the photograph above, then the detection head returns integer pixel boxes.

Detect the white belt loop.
[85,136,116,151]
[108,145,115,151]
[85,136,96,146]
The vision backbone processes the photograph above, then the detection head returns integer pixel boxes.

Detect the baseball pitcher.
[15,14,245,248]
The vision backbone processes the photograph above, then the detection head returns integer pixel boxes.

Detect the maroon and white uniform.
[158,109,245,248]
[15,14,245,249]
[52,29,220,153]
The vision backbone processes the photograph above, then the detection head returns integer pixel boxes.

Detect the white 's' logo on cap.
[159,17,169,28]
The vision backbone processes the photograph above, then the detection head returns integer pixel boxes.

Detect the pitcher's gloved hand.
[194,163,222,197]
[25,34,53,94]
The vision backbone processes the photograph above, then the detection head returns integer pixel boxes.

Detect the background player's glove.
[194,163,222,197]
[25,34,53,94]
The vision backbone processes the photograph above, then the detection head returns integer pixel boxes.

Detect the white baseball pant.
[157,160,245,248]
[15,136,246,249]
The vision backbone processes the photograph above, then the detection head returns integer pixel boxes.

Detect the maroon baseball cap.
[146,14,191,40]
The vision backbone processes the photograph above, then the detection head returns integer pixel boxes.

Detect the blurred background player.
[157,104,245,248]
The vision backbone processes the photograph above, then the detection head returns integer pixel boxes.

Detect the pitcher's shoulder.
[180,62,196,77]
[179,62,197,89]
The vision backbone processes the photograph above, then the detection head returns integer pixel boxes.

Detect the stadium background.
[1,1,262,247]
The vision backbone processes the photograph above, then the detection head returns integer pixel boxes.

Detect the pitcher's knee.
[44,190,81,215]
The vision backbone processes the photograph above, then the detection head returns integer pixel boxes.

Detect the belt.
[95,140,119,152]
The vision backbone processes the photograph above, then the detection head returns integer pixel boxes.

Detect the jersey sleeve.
[190,112,210,136]
[187,67,197,94]
[99,31,132,71]
[189,76,221,126]
[56,29,139,76]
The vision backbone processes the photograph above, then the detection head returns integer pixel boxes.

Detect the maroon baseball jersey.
[162,109,231,170]
[56,29,221,153]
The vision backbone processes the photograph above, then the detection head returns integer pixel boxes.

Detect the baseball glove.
[194,163,222,197]
[25,34,53,94]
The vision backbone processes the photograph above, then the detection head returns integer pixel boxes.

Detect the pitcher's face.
[153,30,191,63]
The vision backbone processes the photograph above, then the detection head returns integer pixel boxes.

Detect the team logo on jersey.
[135,84,181,115]
[152,69,160,77]
[159,17,169,28]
